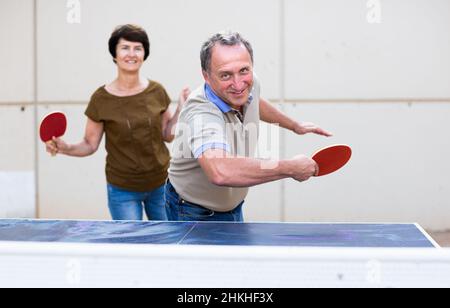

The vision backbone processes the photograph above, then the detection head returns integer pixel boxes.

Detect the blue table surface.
[0,219,436,248]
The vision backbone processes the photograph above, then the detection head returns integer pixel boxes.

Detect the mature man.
[166,32,332,222]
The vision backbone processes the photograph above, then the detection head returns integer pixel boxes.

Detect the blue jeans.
[107,184,168,221]
[165,180,244,222]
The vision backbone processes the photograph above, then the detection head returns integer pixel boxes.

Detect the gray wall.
[1,0,450,230]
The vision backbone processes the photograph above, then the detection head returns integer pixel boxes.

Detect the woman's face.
[115,38,145,73]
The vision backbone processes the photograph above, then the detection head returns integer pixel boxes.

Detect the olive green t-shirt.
[85,80,171,192]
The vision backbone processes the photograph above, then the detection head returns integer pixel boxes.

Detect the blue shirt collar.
[204,84,231,113]
[204,84,253,114]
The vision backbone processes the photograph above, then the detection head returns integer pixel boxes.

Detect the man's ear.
[202,70,210,84]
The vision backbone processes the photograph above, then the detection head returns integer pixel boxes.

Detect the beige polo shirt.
[169,77,261,212]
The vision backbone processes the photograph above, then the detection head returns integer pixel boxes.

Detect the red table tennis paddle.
[312,144,352,177]
[39,112,67,156]
[39,112,67,143]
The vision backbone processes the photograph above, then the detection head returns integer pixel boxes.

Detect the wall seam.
[33,0,39,218]
[279,0,286,222]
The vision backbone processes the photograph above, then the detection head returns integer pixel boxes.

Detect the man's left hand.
[293,122,333,137]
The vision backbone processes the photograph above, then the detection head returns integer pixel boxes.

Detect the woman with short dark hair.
[46,24,190,221]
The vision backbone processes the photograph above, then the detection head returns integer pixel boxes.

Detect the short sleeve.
[183,103,231,159]
[85,91,102,122]
[161,87,171,112]
[154,83,171,113]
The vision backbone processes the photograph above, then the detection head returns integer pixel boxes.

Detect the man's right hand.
[289,155,319,182]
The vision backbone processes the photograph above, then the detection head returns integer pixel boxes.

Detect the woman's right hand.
[46,137,69,156]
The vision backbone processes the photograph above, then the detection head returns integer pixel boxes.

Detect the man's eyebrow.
[218,66,251,74]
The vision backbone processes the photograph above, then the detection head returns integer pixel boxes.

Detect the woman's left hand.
[178,87,191,109]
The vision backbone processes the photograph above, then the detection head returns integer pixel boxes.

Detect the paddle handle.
[46,139,58,157]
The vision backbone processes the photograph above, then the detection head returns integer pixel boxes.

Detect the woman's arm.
[46,118,104,157]
[161,87,190,143]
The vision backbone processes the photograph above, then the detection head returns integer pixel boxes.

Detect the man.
[166,32,332,222]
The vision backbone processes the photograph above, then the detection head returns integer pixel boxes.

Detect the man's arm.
[259,97,333,137]
[198,149,318,188]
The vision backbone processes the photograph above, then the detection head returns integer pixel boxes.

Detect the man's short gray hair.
[201,31,254,73]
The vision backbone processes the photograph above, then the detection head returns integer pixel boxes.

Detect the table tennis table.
[1,219,449,288]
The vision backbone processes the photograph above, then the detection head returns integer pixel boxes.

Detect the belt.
[166,179,207,209]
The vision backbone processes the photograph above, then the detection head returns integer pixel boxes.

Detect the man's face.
[203,44,254,110]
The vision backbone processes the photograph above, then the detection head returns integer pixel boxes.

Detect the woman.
[47,24,190,221]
